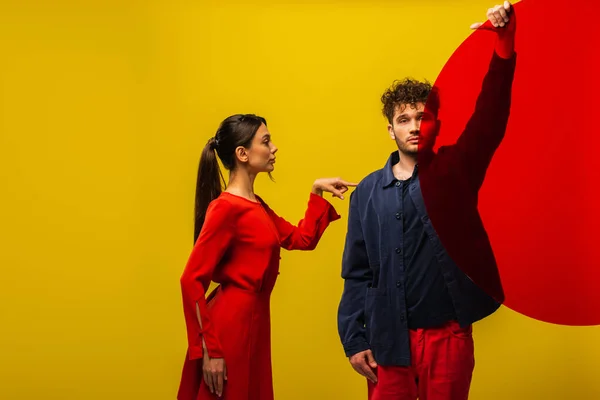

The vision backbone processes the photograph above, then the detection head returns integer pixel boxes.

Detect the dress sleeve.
[179,198,236,360]
[261,192,341,251]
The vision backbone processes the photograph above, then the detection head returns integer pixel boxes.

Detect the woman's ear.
[234,146,249,163]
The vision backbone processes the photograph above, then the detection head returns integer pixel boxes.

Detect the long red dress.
[178,191,340,400]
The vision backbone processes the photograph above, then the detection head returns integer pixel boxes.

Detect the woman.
[178,114,355,400]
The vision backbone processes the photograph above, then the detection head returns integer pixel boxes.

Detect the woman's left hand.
[312,177,358,200]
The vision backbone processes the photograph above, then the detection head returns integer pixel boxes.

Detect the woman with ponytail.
[178,114,355,400]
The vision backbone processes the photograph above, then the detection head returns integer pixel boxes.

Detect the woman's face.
[239,123,278,174]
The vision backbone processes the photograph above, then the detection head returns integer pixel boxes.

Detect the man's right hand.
[349,349,378,383]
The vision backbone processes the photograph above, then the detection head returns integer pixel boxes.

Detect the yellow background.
[1,0,599,399]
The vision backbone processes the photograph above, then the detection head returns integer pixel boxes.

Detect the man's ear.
[387,123,396,140]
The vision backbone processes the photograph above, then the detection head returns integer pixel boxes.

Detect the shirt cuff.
[343,338,371,358]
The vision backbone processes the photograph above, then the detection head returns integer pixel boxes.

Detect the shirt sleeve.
[179,198,236,360]
[260,192,341,251]
[454,50,517,191]
[337,190,372,357]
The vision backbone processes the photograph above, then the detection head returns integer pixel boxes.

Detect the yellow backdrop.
[2,0,599,399]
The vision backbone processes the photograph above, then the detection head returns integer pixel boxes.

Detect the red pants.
[367,320,475,400]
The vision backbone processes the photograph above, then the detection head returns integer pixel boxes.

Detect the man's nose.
[410,120,421,134]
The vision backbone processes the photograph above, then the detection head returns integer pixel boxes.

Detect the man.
[337,2,517,399]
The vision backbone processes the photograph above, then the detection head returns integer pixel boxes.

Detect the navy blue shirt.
[396,164,456,329]
[337,51,516,366]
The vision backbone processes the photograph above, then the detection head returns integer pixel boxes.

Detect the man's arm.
[456,2,517,190]
[337,190,379,382]
[338,191,371,356]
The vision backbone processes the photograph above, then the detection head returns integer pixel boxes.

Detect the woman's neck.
[226,169,257,201]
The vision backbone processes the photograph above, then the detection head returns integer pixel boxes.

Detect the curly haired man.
[337,2,517,399]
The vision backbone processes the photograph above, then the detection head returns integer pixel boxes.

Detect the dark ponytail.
[193,137,225,242]
[193,114,267,243]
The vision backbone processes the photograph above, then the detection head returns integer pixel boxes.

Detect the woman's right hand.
[202,352,227,397]
[312,177,358,200]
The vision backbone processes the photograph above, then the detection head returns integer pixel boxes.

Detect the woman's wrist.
[311,182,323,197]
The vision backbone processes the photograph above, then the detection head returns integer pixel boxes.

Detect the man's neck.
[392,150,417,180]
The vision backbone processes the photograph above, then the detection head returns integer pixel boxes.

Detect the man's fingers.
[361,364,378,383]
[498,6,509,23]
[350,356,377,383]
[490,8,502,27]
[489,7,501,27]
[486,8,496,26]
[366,351,378,368]
[472,3,512,30]
[351,362,366,377]
[351,360,369,377]
[224,364,228,381]
[363,351,378,382]
[494,6,507,26]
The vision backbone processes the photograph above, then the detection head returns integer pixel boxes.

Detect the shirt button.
[395,247,402,254]
[396,281,401,288]
[395,181,401,187]
[395,212,402,220]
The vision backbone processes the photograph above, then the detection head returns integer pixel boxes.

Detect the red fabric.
[178,192,340,400]
[367,321,475,400]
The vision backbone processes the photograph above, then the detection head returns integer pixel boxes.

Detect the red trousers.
[367,321,475,400]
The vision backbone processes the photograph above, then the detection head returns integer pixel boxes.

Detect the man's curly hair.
[381,78,439,124]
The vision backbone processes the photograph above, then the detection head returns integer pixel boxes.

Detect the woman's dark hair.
[193,114,267,242]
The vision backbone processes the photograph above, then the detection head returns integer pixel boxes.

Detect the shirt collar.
[382,151,399,188]
[381,150,434,188]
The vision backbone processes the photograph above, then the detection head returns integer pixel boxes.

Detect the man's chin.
[404,145,419,155]
[397,141,420,155]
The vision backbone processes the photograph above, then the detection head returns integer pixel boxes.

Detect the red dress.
[178,192,340,400]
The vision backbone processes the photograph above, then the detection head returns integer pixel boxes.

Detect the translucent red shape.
[419,0,600,325]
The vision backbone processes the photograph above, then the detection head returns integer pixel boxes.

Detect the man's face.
[387,102,438,155]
